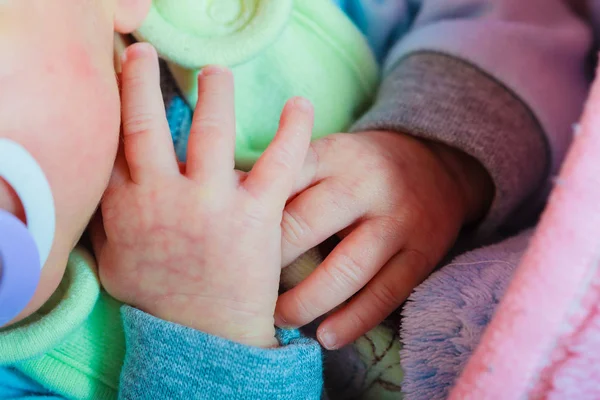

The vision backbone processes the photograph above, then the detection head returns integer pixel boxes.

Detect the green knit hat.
[134,0,379,169]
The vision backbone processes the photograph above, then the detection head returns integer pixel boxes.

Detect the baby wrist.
[142,296,279,348]
[427,141,494,224]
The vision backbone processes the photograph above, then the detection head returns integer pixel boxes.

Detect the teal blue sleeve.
[118,307,323,400]
[0,367,62,399]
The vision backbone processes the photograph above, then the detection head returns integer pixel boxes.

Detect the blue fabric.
[0,368,61,399]
[0,307,323,399]
[160,60,193,163]
[118,307,323,400]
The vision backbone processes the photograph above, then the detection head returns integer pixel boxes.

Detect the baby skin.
[93,43,315,348]
[0,0,492,350]
[0,0,151,325]
[277,127,493,348]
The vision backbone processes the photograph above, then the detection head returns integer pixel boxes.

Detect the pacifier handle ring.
[0,138,55,268]
[0,209,40,326]
[0,138,55,325]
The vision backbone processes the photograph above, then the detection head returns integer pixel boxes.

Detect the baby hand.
[276,131,492,349]
[92,43,314,348]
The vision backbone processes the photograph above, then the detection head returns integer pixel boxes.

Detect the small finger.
[120,43,178,183]
[275,217,405,329]
[281,179,365,266]
[317,249,432,349]
[186,66,236,185]
[244,97,313,207]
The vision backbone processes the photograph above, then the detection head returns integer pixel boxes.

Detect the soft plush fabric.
[400,230,532,400]
[400,67,600,400]
[450,66,600,400]
[135,0,379,170]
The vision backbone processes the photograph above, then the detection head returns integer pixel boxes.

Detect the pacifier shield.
[0,138,55,268]
[0,209,40,326]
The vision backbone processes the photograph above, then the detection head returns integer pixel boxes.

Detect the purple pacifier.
[0,209,41,326]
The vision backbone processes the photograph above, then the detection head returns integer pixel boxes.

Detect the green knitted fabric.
[134,0,380,170]
[0,249,124,399]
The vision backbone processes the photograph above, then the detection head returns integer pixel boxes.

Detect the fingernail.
[274,315,287,327]
[200,65,228,76]
[292,97,312,112]
[318,329,338,350]
[274,315,294,329]
[122,43,155,64]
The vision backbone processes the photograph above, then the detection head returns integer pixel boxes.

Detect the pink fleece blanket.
[450,67,600,399]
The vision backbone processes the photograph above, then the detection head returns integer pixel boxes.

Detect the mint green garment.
[0,249,125,399]
[134,0,379,169]
[0,249,323,400]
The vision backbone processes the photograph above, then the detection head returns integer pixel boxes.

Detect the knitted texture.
[0,249,125,399]
[119,307,323,400]
[0,248,324,400]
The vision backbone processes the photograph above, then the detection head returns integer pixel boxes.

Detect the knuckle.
[373,216,405,241]
[364,281,403,312]
[123,110,159,137]
[281,210,312,248]
[324,253,367,294]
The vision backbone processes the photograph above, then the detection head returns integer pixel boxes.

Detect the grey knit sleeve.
[353,53,549,232]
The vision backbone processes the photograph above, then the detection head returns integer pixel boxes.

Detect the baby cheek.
[58,83,121,226]
[23,63,121,246]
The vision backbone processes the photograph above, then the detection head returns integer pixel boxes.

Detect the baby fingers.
[317,249,432,349]
[275,217,405,343]
[243,97,314,208]
[120,43,178,184]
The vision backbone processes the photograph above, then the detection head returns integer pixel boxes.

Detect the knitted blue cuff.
[119,306,323,400]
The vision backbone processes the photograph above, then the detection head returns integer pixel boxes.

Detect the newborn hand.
[276,131,492,349]
[92,43,313,348]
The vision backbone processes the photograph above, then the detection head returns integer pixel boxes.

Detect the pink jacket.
[451,64,600,399]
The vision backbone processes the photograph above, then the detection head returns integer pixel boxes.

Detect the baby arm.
[276,0,591,349]
[92,43,323,399]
